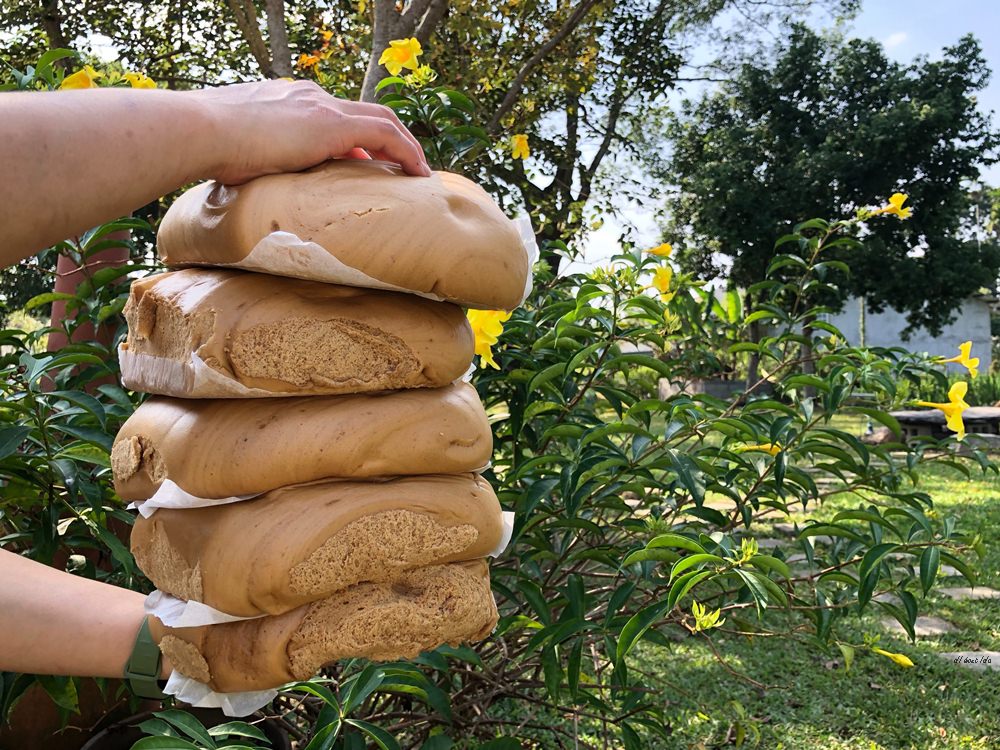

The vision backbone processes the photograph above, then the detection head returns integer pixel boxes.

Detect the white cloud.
[883,31,908,49]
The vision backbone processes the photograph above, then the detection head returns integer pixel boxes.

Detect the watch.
[123,616,166,700]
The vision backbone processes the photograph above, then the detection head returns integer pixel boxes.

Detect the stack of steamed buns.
[110,160,530,694]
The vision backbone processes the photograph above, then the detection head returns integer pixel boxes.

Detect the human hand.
[192,79,431,184]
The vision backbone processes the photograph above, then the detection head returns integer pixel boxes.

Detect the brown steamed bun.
[119,268,475,398]
[111,382,492,501]
[132,474,504,617]
[150,560,498,692]
[157,160,529,311]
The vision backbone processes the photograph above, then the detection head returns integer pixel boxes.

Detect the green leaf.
[345,719,401,750]
[799,524,867,544]
[858,543,899,582]
[302,722,340,750]
[919,546,941,596]
[735,570,771,612]
[939,551,977,586]
[540,644,561,701]
[130,738,201,750]
[153,710,216,747]
[837,643,855,673]
[646,533,706,554]
[748,554,791,579]
[669,553,725,581]
[607,353,673,378]
[783,374,829,392]
[667,450,705,504]
[567,639,583,699]
[621,548,680,567]
[743,310,778,325]
[23,292,77,311]
[877,600,916,642]
[375,75,406,92]
[56,424,113,452]
[35,48,77,76]
[667,570,713,610]
[437,89,476,113]
[342,665,386,713]
[747,570,788,607]
[685,506,729,527]
[621,723,643,750]
[766,253,808,275]
[616,600,670,663]
[0,426,31,461]
[37,675,78,713]
[136,718,177,738]
[207,722,269,741]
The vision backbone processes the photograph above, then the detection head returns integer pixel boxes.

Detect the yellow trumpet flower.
[736,443,782,456]
[651,266,672,294]
[60,65,103,89]
[467,309,512,370]
[123,71,156,89]
[647,243,673,258]
[297,52,322,70]
[872,647,914,668]
[875,192,912,220]
[916,381,971,439]
[511,134,530,160]
[378,37,422,77]
[941,340,979,379]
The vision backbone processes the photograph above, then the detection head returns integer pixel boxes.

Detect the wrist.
[124,616,167,699]
[173,89,231,184]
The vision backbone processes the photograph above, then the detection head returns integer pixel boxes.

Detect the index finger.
[339,115,431,177]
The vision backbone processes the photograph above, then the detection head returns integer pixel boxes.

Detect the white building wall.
[823,297,993,373]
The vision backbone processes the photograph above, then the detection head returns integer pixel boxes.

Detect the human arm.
[0,80,430,267]
[0,549,170,679]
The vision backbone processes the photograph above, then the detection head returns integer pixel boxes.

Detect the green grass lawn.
[638,463,1000,749]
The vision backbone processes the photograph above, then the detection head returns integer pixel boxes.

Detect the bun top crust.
[158,160,530,310]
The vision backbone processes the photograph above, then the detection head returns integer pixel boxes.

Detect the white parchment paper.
[163,671,277,718]
[132,479,262,518]
[119,346,286,399]
[489,511,516,558]
[145,590,263,627]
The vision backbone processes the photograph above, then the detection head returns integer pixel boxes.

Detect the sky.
[570,0,1000,273]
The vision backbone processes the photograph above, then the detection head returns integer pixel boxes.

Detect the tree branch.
[226,0,272,76]
[414,0,448,44]
[486,0,601,133]
[580,76,628,199]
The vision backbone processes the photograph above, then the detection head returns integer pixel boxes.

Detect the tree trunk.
[40,0,69,56]
[264,0,292,77]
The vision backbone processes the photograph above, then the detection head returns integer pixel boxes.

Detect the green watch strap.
[124,617,166,700]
